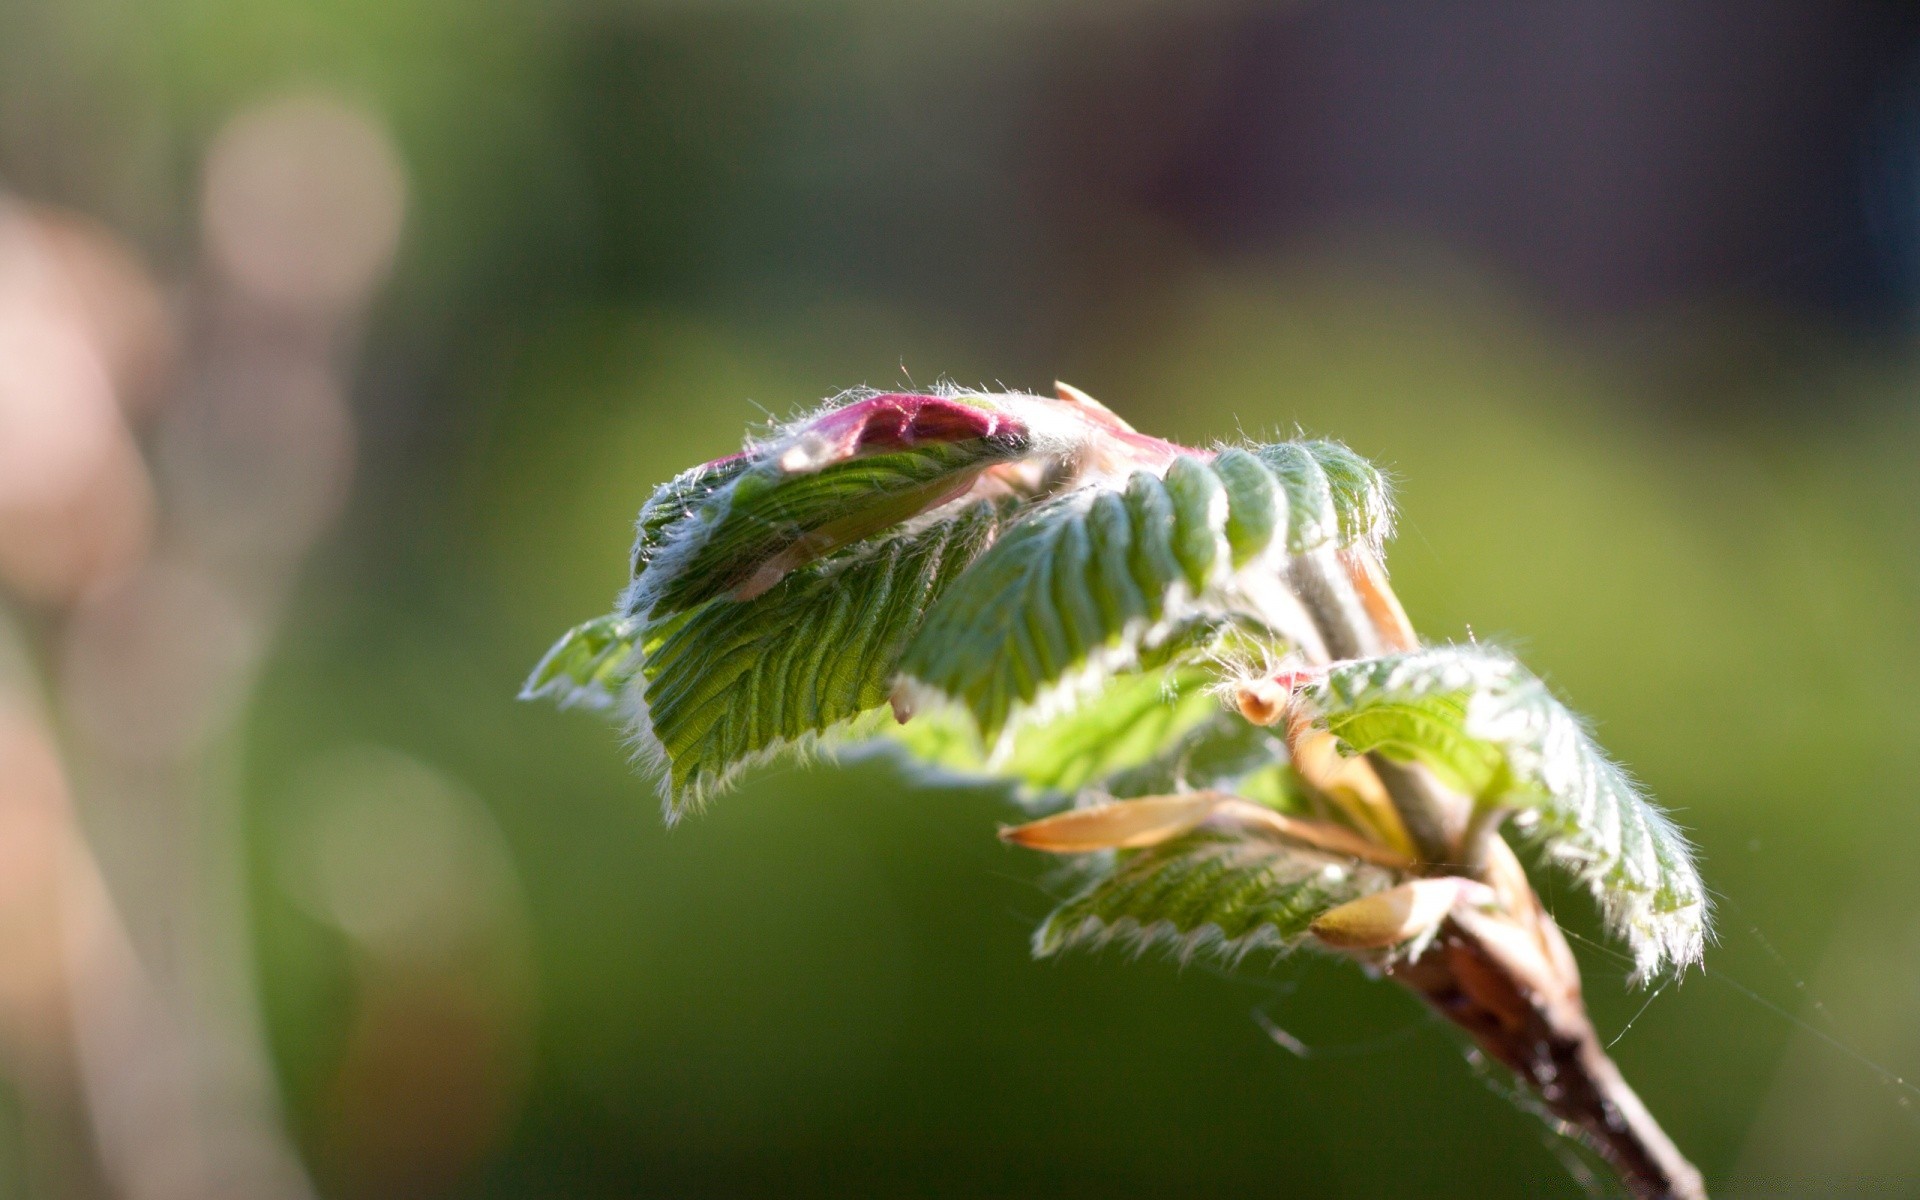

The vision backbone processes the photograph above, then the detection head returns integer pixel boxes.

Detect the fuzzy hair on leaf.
[522,384,1717,1200]
[531,410,1400,813]
[521,614,642,712]
[621,387,1190,623]
[633,499,1005,816]
[1296,645,1709,981]
[1033,829,1401,965]
[858,660,1296,809]
[898,441,1393,742]
[1250,439,1395,557]
[626,403,1028,619]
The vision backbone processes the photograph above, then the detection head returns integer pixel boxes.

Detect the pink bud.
[772,393,1021,474]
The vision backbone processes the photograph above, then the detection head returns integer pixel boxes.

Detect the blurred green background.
[2,2,1919,1197]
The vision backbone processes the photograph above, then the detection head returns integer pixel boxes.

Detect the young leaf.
[1091,709,1293,803]
[525,386,1713,1198]
[872,662,1244,802]
[1297,646,1708,979]
[626,389,1190,620]
[1032,826,1400,963]
[858,691,1297,813]
[636,500,1002,812]
[899,441,1393,740]
[1252,439,1394,556]
[520,614,642,711]
[633,432,1024,618]
[628,454,752,583]
[897,459,1243,738]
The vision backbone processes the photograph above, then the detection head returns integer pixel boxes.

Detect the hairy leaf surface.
[899,441,1392,740]
[622,388,1201,621]
[1244,439,1397,552]
[1251,439,1394,555]
[1298,646,1707,978]
[1093,710,1294,803]
[875,663,1262,802]
[1034,829,1399,962]
[633,438,1024,619]
[637,501,1002,811]
[520,614,642,711]
[627,455,751,583]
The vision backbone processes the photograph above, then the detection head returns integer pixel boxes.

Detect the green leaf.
[1210,446,1283,566]
[1034,828,1399,963]
[1002,669,1233,798]
[520,614,642,711]
[897,458,1252,740]
[899,441,1394,740]
[859,671,1298,811]
[636,501,1003,812]
[899,490,1116,740]
[1252,439,1394,555]
[1096,714,1296,804]
[633,439,1024,619]
[875,663,1247,802]
[627,455,752,583]
[1162,455,1227,590]
[1299,646,1708,979]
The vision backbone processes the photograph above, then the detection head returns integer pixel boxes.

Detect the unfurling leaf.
[896,471,1199,740]
[1031,824,1400,963]
[623,388,1194,621]
[628,395,1031,618]
[525,383,1717,1198]
[1297,646,1707,979]
[873,662,1233,801]
[534,385,1396,808]
[634,500,1004,813]
[520,614,641,711]
[627,454,752,584]
[898,441,1393,740]
[1251,439,1395,556]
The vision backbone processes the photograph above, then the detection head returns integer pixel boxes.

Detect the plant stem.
[1286,551,1461,862]
[1286,548,1707,1200]
[1390,910,1706,1199]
